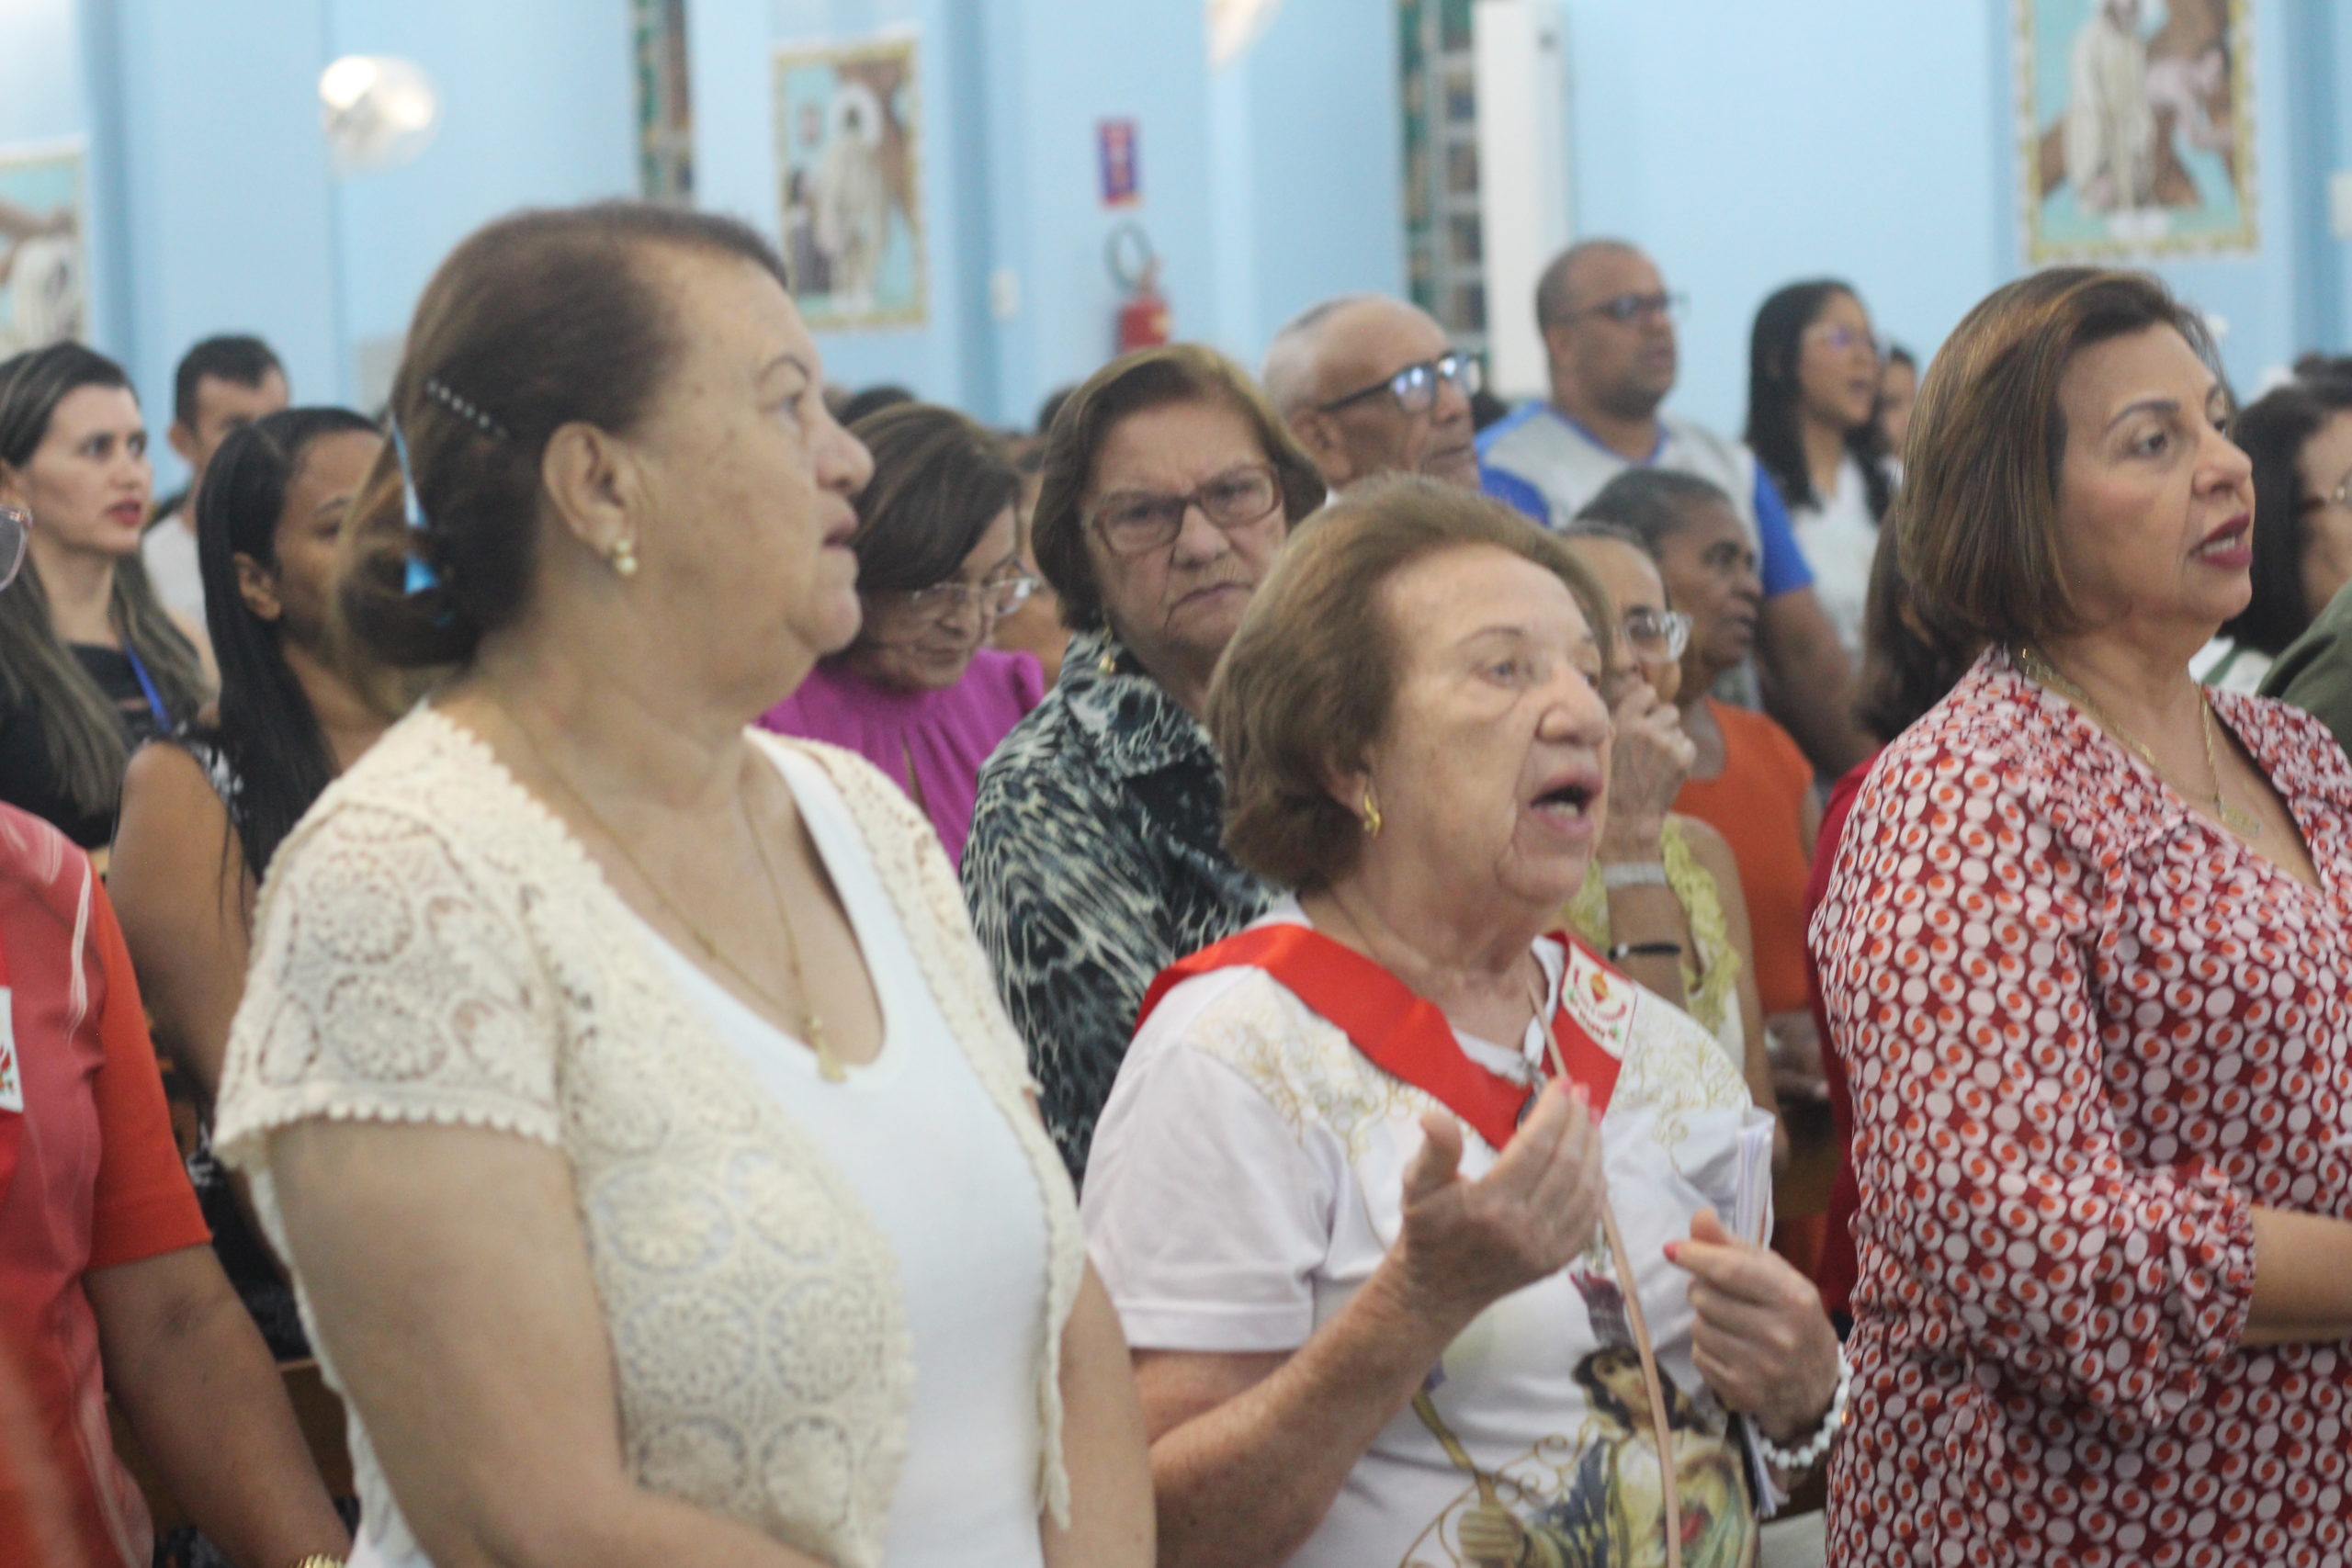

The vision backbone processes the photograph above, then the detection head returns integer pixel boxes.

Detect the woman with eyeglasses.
[963,344,1326,1183]
[1559,523,1777,1132]
[759,402,1044,867]
[0,344,213,852]
[2191,375,2352,693]
[1745,280,1897,657]
[1575,471,1827,1123]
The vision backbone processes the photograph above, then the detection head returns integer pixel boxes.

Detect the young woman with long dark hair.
[109,406,404,1354]
[1745,279,1895,657]
[0,344,212,849]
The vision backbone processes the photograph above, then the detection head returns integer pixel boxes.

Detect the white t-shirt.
[357,743,1051,1568]
[1082,900,1778,1568]
[2191,636,2274,694]
[140,510,206,624]
[1787,454,1883,655]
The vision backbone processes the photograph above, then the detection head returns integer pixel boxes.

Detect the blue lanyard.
[120,643,168,728]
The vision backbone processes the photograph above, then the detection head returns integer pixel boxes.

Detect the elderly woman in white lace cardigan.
[211,205,1151,1568]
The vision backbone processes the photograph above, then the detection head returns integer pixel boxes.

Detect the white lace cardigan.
[214,706,1082,1568]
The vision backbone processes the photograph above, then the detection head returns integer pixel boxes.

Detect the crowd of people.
[1,197,2348,1568]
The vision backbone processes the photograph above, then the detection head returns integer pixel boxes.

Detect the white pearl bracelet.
[1755,1346,1851,1472]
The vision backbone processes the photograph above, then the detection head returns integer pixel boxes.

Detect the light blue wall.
[110,0,340,452]
[15,0,2352,461]
[1208,0,1407,367]
[323,0,637,357]
[975,0,1215,425]
[1555,0,2008,434]
[1555,0,2342,433]
[694,0,999,412]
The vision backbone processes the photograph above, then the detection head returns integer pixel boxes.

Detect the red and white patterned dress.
[1811,649,2352,1567]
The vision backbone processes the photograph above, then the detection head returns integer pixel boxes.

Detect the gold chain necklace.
[2018,648,2262,839]
[494,704,845,1080]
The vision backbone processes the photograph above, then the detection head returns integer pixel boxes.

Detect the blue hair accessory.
[389,414,440,596]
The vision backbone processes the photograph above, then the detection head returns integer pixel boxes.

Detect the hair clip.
[422,376,512,443]
[389,415,441,596]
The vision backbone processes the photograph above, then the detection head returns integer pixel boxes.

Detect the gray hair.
[1261,293,1390,418]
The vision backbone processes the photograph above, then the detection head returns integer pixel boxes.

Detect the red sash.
[1135,923,1633,1150]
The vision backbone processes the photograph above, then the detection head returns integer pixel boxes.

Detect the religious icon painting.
[0,138,88,357]
[2015,0,2257,262]
[774,29,928,330]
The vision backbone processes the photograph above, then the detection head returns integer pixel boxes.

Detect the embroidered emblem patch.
[1559,946,1636,1060]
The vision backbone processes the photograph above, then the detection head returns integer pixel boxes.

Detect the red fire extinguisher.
[1108,221,1170,355]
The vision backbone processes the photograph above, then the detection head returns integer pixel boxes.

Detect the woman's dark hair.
[839,383,915,426]
[343,201,793,668]
[187,407,379,881]
[1901,268,2219,651]
[1030,344,1325,633]
[1572,468,1733,557]
[1852,522,1977,745]
[1744,279,1892,520]
[0,343,210,822]
[841,402,1020,611]
[2222,376,2352,657]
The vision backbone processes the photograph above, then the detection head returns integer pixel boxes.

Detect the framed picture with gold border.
[2017,0,2256,263]
[774,30,926,331]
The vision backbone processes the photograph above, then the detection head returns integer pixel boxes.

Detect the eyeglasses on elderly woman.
[895,570,1042,621]
[1089,461,1282,557]
[1620,604,1690,662]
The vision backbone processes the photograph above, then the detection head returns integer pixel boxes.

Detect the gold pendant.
[2221,800,2263,838]
[809,1015,848,1082]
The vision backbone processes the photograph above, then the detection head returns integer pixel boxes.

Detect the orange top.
[1672,700,1814,1013]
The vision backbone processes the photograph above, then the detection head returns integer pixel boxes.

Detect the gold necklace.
[495,704,846,1080]
[2018,648,2262,839]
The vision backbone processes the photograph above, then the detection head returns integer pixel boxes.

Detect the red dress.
[1812,650,2352,1567]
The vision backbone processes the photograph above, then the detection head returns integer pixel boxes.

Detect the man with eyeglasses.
[1261,295,1483,491]
[1478,240,1871,775]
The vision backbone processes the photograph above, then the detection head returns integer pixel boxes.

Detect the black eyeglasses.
[1316,352,1483,416]
[1090,463,1283,557]
[1571,291,1686,327]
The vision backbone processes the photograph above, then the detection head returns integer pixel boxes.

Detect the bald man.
[1263,295,1481,491]
[1479,240,1871,775]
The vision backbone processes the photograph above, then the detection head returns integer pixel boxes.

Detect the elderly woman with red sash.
[1080,477,1845,1568]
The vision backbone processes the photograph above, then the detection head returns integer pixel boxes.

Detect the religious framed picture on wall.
[2016,0,2256,263]
[0,137,88,356]
[774,30,927,330]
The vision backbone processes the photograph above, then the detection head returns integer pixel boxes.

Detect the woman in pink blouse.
[762,402,1044,865]
[1812,268,2352,1566]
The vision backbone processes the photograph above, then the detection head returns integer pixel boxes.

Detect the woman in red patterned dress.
[1812,268,2352,1566]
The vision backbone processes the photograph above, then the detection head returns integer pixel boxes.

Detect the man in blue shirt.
[1480,240,1871,775]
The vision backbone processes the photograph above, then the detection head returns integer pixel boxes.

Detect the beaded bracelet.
[1755,1345,1852,1472]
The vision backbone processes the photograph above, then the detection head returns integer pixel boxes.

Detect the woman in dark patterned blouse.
[1812,268,2352,1566]
[964,345,1324,1180]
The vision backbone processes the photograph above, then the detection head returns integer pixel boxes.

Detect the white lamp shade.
[320,54,441,174]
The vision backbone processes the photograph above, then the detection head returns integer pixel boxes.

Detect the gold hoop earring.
[1360,784,1382,839]
[607,536,639,578]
